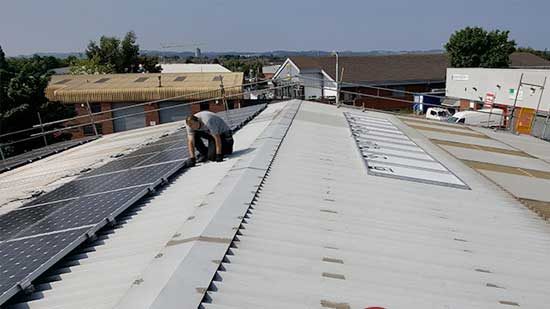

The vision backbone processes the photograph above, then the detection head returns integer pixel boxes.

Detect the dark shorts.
[194,131,234,161]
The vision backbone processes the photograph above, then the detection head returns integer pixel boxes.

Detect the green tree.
[121,31,140,72]
[79,31,161,74]
[0,46,75,155]
[445,27,516,68]
[86,36,123,71]
[0,46,7,69]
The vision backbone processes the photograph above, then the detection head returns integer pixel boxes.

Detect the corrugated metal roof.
[197,102,550,308]
[5,100,550,308]
[46,72,243,103]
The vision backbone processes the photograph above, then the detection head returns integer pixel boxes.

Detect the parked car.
[447,108,504,127]
[426,107,451,121]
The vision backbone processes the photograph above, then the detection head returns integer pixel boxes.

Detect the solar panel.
[0,137,97,174]
[0,102,268,306]
[0,227,91,303]
[25,173,121,206]
[0,200,73,242]
[106,162,182,190]
[123,141,181,158]
[344,112,469,190]
[136,147,189,167]
[83,154,156,177]
[15,186,150,239]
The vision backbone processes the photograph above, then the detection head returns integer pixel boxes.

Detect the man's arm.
[213,134,222,155]
[187,134,196,158]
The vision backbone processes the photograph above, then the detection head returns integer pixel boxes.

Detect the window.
[90,103,101,113]
[200,102,210,111]
[83,124,102,136]
[134,77,148,82]
[174,76,187,82]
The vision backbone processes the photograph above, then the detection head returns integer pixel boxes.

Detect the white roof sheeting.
[198,102,550,309]
[159,64,231,73]
[6,101,550,309]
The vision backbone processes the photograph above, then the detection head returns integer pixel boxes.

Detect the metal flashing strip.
[344,112,470,190]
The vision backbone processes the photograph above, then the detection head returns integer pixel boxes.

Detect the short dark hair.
[186,115,199,125]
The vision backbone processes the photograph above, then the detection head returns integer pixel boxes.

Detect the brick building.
[46,72,244,138]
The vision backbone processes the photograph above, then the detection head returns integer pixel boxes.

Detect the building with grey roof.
[273,53,550,111]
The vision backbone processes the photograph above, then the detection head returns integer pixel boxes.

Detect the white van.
[447,108,504,127]
[426,107,451,121]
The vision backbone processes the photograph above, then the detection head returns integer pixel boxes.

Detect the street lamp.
[331,51,339,107]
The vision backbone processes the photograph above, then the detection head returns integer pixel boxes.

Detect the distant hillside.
[20,49,444,59]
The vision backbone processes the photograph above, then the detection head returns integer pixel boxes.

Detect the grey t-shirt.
[187,111,231,136]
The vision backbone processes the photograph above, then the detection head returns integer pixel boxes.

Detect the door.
[159,101,191,124]
[112,103,145,132]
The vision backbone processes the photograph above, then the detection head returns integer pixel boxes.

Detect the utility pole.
[331,51,340,107]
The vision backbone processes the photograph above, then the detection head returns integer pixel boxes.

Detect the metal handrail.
[0,82,298,149]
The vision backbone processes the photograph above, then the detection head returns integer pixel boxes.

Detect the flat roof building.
[446,67,550,140]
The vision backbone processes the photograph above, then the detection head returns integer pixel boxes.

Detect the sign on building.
[484,92,496,109]
[451,74,469,81]
[509,88,523,101]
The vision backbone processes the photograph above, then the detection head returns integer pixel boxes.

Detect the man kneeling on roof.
[186,111,234,166]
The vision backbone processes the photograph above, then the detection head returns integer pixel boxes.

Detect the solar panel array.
[344,112,469,189]
[0,104,267,305]
[0,137,98,174]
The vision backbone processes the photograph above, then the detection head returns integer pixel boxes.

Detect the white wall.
[446,68,550,112]
[273,59,337,100]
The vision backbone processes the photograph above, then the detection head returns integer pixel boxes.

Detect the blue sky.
[1,0,548,56]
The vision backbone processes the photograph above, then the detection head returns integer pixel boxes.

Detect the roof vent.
[54,79,72,85]
[95,78,110,84]
[134,77,148,82]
